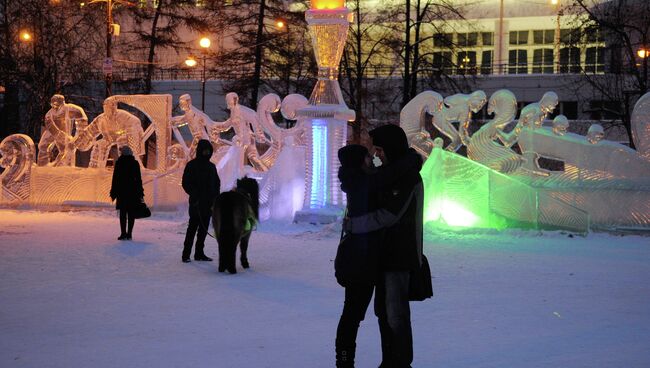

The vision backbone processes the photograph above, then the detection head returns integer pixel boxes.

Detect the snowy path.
[1,210,649,368]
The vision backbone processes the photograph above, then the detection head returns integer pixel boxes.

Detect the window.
[585,27,604,43]
[589,101,621,120]
[585,47,605,73]
[434,33,453,48]
[458,32,478,47]
[560,47,580,73]
[533,49,554,73]
[482,32,494,46]
[560,29,581,45]
[560,101,578,119]
[457,51,477,75]
[533,30,555,45]
[433,52,453,74]
[508,49,528,74]
[509,31,529,45]
[481,50,493,75]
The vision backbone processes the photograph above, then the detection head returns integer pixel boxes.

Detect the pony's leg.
[240,232,251,269]
[217,238,226,272]
[227,239,238,274]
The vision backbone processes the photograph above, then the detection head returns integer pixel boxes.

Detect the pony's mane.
[236,177,260,219]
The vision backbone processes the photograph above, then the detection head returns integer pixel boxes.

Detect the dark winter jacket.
[336,146,423,285]
[110,155,144,211]
[346,149,424,272]
[182,140,220,213]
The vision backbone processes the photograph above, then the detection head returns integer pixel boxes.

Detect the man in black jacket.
[182,139,221,263]
[346,124,424,368]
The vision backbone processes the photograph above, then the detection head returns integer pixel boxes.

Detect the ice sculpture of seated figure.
[210,92,268,172]
[170,94,213,159]
[433,90,487,151]
[75,97,144,169]
[500,92,559,176]
[37,94,88,167]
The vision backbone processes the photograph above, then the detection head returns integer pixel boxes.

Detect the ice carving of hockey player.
[76,97,144,169]
[432,90,487,151]
[211,92,268,171]
[499,92,559,176]
[170,94,213,159]
[37,94,88,166]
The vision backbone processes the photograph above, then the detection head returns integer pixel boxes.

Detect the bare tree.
[567,0,650,148]
[0,0,103,139]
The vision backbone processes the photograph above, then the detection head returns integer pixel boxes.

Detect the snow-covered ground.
[1,209,649,368]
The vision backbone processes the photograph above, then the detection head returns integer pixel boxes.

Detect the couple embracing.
[335,124,427,368]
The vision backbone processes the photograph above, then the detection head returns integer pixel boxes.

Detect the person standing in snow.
[181,139,220,263]
[335,139,422,368]
[344,124,424,368]
[110,146,144,241]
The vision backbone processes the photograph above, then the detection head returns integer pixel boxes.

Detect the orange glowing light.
[311,0,345,10]
[638,49,649,59]
[276,20,285,29]
[185,57,197,67]
[20,31,32,42]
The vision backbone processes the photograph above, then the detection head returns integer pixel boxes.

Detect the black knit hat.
[369,124,409,161]
[338,144,368,168]
[196,139,213,159]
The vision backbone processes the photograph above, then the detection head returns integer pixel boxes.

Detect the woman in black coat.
[110,145,144,240]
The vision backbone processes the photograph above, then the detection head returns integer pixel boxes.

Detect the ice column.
[293,1,355,223]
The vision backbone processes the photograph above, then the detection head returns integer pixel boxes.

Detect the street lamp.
[87,0,132,97]
[19,31,32,42]
[184,56,198,68]
[637,48,649,59]
[198,37,210,111]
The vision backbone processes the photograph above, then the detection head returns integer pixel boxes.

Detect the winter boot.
[336,344,356,368]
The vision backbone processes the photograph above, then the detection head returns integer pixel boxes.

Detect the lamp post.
[88,0,131,97]
[199,37,210,111]
[552,0,561,74]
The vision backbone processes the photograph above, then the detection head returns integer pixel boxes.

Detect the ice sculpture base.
[293,207,342,224]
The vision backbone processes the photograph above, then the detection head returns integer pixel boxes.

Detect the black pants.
[183,205,210,259]
[375,271,412,368]
[119,209,135,236]
[336,282,374,352]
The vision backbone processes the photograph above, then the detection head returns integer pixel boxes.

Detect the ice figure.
[0,134,35,201]
[552,115,570,136]
[75,97,144,168]
[502,92,559,176]
[433,90,487,151]
[170,94,213,159]
[259,135,306,222]
[37,94,88,167]
[467,89,525,173]
[586,124,604,144]
[631,92,650,161]
[211,92,268,172]
[400,91,444,157]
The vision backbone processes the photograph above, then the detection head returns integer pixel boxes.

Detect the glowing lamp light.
[184,57,197,67]
[19,31,32,42]
[550,0,559,5]
[638,49,649,59]
[276,20,285,29]
[424,199,480,228]
[199,37,211,49]
[310,0,345,10]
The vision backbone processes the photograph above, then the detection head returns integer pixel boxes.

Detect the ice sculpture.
[37,94,88,167]
[292,1,356,223]
[631,92,650,162]
[170,94,213,159]
[467,89,525,174]
[434,91,487,151]
[74,97,144,169]
[502,92,559,176]
[400,91,443,157]
[407,89,650,231]
[0,134,35,202]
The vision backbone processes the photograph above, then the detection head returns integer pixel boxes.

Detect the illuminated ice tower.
[293,0,356,223]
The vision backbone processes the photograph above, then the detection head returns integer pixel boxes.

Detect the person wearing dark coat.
[345,124,424,368]
[182,139,220,263]
[110,145,144,241]
[335,143,422,368]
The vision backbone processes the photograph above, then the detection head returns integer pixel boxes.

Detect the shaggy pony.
[212,177,259,274]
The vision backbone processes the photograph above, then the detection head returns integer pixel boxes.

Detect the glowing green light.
[425,199,480,227]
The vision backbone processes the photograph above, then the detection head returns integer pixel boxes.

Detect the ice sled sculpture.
[401,89,650,231]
